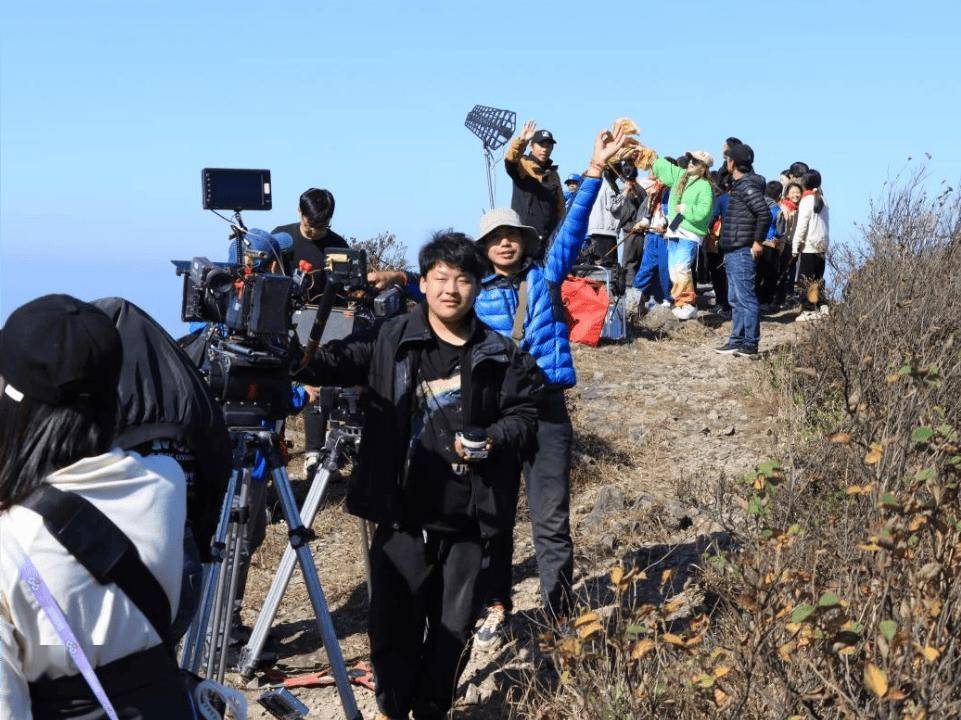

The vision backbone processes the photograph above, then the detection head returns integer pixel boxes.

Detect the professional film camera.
[175,168,404,720]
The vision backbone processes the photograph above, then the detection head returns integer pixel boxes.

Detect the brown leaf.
[660,568,673,586]
[713,666,731,679]
[828,432,853,444]
[778,641,797,661]
[713,688,729,707]
[864,443,883,465]
[577,621,604,639]
[609,566,624,586]
[662,633,686,647]
[864,663,888,698]
[921,646,940,662]
[573,612,599,628]
[631,638,655,660]
[885,687,908,701]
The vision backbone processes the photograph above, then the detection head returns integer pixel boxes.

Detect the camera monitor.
[202,168,272,211]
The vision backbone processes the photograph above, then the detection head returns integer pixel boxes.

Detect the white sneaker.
[474,604,508,651]
[661,300,672,308]
[795,311,816,323]
[304,452,320,476]
[819,305,831,316]
[672,304,698,321]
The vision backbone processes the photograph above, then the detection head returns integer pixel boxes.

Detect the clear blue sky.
[3,0,960,333]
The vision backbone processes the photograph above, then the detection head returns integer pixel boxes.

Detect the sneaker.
[714,341,740,355]
[474,604,508,651]
[819,305,831,316]
[304,452,320,476]
[661,299,672,308]
[795,310,817,323]
[671,304,698,321]
[734,346,759,359]
[711,305,732,319]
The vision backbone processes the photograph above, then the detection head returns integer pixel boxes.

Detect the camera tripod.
[179,425,361,720]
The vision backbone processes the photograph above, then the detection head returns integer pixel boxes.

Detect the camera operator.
[273,187,350,475]
[0,295,195,719]
[272,187,349,302]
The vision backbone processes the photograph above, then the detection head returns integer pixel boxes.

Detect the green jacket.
[651,156,714,238]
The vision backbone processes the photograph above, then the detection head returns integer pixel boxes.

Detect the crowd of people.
[0,119,832,720]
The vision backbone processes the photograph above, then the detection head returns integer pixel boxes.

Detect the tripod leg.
[207,470,251,680]
[238,465,336,679]
[271,465,361,720]
[181,468,240,672]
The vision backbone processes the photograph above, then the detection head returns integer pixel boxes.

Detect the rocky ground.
[226,305,803,719]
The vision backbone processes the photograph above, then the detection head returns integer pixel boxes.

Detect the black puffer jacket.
[719,172,771,251]
[295,304,543,538]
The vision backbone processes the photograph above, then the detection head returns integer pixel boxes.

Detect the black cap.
[531,129,556,145]
[727,143,755,167]
[0,294,123,405]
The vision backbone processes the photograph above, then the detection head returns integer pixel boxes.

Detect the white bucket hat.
[476,208,541,255]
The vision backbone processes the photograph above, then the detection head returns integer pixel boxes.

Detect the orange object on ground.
[264,661,377,692]
[561,276,609,347]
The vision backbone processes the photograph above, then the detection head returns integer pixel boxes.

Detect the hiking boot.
[734,346,759,359]
[671,304,698,321]
[714,341,740,355]
[474,604,508,651]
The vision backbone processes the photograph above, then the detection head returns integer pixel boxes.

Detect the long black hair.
[0,378,118,510]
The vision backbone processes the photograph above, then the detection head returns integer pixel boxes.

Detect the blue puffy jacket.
[476,176,600,387]
[407,177,601,387]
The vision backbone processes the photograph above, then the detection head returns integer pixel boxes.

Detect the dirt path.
[231,309,801,719]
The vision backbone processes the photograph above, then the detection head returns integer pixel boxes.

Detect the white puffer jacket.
[792,192,830,254]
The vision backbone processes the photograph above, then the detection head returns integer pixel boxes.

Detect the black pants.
[29,645,194,719]
[755,245,781,305]
[484,389,574,616]
[707,251,730,310]
[303,403,329,454]
[620,232,644,290]
[775,245,797,306]
[798,253,826,311]
[369,525,483,719]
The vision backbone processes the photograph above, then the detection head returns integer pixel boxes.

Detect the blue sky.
[2,0,960,333]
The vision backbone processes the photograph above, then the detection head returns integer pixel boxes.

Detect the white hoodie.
[792,193,830,255]
[0,450,185,718]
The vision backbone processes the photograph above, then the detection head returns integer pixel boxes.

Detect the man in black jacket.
[295,233,541,720]
[714,143,770,358]
[505,121,566,256]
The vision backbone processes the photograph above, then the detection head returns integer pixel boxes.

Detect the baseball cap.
[531,129,556,145]
[0,294,123,406]
[228,228,294,267]
[727,143,755,167]
[565,173,581,184]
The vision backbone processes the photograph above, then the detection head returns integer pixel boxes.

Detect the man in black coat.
[295,233,541,720]
[714,143,771,358]
[505,121,566,257]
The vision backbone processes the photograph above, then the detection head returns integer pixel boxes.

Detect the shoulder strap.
[511,278,529,345]
[20,484,173,647]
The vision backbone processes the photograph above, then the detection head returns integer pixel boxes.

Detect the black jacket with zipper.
[719,171,771,251]
[295,304,543,538]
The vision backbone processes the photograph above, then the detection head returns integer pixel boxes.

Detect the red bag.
[561,276,609,347]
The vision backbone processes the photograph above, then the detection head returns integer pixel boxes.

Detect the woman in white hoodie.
[0,295,192,719]
[792,169,830,321]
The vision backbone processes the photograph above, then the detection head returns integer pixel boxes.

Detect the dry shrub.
[510,169,961,719]
[348,231,408,272]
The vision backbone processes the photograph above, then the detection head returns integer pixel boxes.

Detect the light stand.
[464,104,516,209]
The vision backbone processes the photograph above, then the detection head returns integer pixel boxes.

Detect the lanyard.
[11,539,120,720]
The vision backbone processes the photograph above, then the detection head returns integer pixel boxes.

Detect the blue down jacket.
[477,176,600,387]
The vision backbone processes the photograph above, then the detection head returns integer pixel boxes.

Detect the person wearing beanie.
[715,143,772,358]
[0,295,195,719]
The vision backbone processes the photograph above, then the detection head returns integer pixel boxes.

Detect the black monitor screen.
[202,168,272,211]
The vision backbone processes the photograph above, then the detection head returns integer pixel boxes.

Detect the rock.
[463,684,481,705]
[600,533,618,552]
[639,305,680,334]
[592,485,626,515]
[628,426,647,443]
[664,500,695,530]
[633,492,655,512]
[720,425,736,436]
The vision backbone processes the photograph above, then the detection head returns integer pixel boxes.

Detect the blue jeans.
[725,246,760,349]
[632,232,672,302]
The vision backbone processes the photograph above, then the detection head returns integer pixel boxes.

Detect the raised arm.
[504,120,537,182]
[544,126,628,282]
